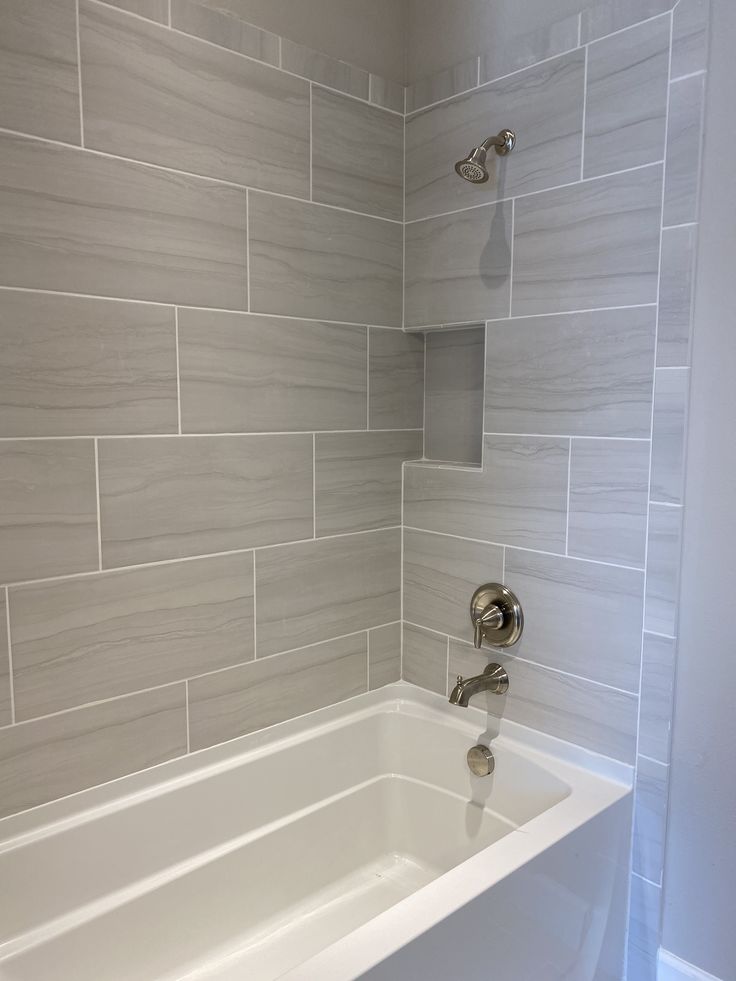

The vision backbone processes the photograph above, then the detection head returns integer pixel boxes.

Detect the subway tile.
[404,436,569,552]
[405,56,479,115]
[513,165,663,315]
[368,329,425,430]
[10,553,254,721]
[188,634,367,751]
[98,435,313,567]
[80,2,309,195]
[406,51,584,221]
[312,88,403,220]
[645,504,683,636]
[0,685,186,819]
[248,193,402,327]
[0,291,177,438]
[0,596,10,727]
[0,0,80,144]
[484,308,656,438]
[0,441,98,585]
[627,874,661,981]
[639,632,676,763]
[633,756,669,884]
[255,530,400,657]
[581,0,673,43]
[403,529,503,642]
[171,0,280,63]
[651,368,689,504]
[0,133,247,309]
[404,202,512,328]
[425,327,484,465]
[584,16,670,179]
[658,224,697,366]
[664,74,706,226]
[568,439,650,567]
[479,15,580,85]
[280,38,369,100]
[403,623,447,695]
[369,75,404,114]
[672,0,710,78]
[178,309,367,434]
[368,622,401,689]
[315,431,422,537]
[100,0,168,22]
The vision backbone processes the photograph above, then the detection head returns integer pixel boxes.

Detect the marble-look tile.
[403,623,448,696]
[582,0,673,43]
[645,504,683,636]
[98,435,313,567]
[664,74,706,227]
[0,0,80,144]
[404,202,512,328]
[100,0,168,22]
[178,309,367,434]
[10,553,254,721]
[255,529,400,657]
[0,290,177,438]
[404,436,568,552]
[80,2,309,194]
[405,56,478,115]
[368,329,425,431]
[449,642,638,762]
[425,327,484,465]
[584,16,670,179]
[627,873,661,981]
[672,0,710,78]
[248,192,402,328]
[315,431,421,536]
[0,133,247,309]
[406,51,584,221]
[480,15,580,85]
[484,308,656,438]
[369,75,404,114]
[652,368,689,504]
[639,632,676,763]
[0,596,10,727]
[505,549,644,692]
[171,0,279,63]
[0,441,98,585]
[513,165,663,315]
[633,756,669,884]
[403,529,503,642]
[0,684,186,819]
[280,38,369,100]
[188,634,367,751]
[568,439,650,567]
[312,88,403,220]
[368,622,401,689]
[658,224,696,367]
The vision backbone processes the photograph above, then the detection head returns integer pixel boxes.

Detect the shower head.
[454,128,516,183]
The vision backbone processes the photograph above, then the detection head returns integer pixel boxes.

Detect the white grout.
[0,429,422,443]
[483,432,650,442]
[93,439,102,570]
[669,68,707,85]
[408,303,658,333]
[5,587,15,725]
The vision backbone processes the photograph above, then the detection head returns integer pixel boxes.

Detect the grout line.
[483,432,650,441]
[5,587,15,725]
[252,550,258,657]
[184,680,190,752]
[0,429,422,443]
[508,199,515,317]
[632,871,663,890]
[75,0,85,147]
[638,752,670,768]
[174,307,182,434]
[565,438,573,555]
[312,434,317,538]
[662,220,698,232]
[580,44,588,180]
[94,439,102,570]
[408,302,658,332]
[585,9,673,49]
[644,628,677,641]
[649,500,683,508]
[669,68,707,85]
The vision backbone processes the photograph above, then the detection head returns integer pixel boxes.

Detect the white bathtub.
[0,683,632,981]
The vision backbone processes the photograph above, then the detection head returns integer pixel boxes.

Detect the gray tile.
[405,57,478,114]
[404,436,569,552]
[0,0,80,144]
[672,0,710,78]
[248,193,402,327]
[178,309,367,434]
[368,622,400,689]
[10,553,254,721]
[403,623,447,695]
[255,529,400,657]
[568,439,650,567]
[425,327,484,465]
[171,0,280,63]
[403,529,503,642]
[312,88,403,220]
[505,549,644,692]
[188,633,367,751]
[627,874,661,981]
[645,504,683,636]
[584,16,670,179]
[369,75,404,114]
[658,224,697,366]
[100,0,168,22]
[633,756,669,884]
[98,435,313,567]
[480,15,580,85]
[582,0,673,43]
[0,133,248,309]
[0,291,177,438]
[513,165,663,315]
[80,2,309,195]
[652,368,689,504]
[484,308,656,438]
[368,329,425,430]
[315,431,422,537]
[406,51,584,222]
[280,38,369,99]
[449,641,638,762]
[0,684,186,819]
[664,74,706,226]
[0,440,98,585]
[404,202,512,328]
[639,632,676,763]
[0,595,10,727]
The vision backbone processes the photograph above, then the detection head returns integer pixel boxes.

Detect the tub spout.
[449,662,509,708]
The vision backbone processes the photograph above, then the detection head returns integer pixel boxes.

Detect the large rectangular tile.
[403,623,447,696]
[406,51,584,220]
[315,431,421,536]
[170,0,280,63]
[188,634,367,751]
[664,75,706,226]
[368,329,425,430]
[404,202,512,328]
[178,310,367,434]
[368,622,400,689]
[484,308,656,438]
[369,75,404,114]
[0,0,80,144]
[98,435,313,567]
[581,0,673,43]
[627,874,661,981]
[658,224,697,366]
[639,632,676,763]
[0,441,98,585]
[672,0,710,78]
[480,15,580,85]
[248,193,402,327]
[0,291,177,438]
[280,38,369,100]
[0,596,10,727]
[100,0,168,22]
[405,57,478,115]
[0,685,186,818]
[651,368,689,504]
[80,2,309,194]
[505,549,644,692]
[0,133,248,308]
[255,530,400,657]
[512,166,663,315]
[645,504,683,636]
[633,756,669,884]
[425,327,484,465]
[10,553,254,721]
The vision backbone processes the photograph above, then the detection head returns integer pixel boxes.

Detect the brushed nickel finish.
[449,662,510,708]
[466,744,495,777]
[454,129,516,183]
[470,583,524,649]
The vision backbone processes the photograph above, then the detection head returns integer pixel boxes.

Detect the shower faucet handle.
[470,583,523,649]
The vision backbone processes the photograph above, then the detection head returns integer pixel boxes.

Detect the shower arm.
[480,129,516,156]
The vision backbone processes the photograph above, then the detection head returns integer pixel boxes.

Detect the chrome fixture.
[467,744,495,777]
[450,662,509,708]
[454,129,516,183]
[470,583,524,649]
